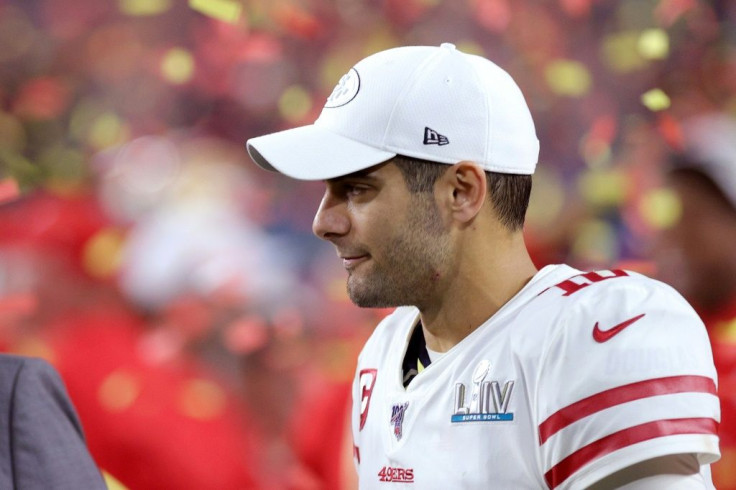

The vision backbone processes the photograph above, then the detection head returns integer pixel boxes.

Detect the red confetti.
[223,315,269,354]
[472,0,511,33]
[590,115,618,144]
[12,77,70,120]
[559,0,591,18]
[656,113,684,150]
[273,4,323,40]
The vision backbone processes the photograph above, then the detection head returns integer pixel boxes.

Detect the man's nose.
[312,192,350,240]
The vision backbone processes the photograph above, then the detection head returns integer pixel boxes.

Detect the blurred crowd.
[1,0,736,488]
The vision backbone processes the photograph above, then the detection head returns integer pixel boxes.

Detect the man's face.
[312,162,453,309]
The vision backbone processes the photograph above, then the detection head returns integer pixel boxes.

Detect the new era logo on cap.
[424,127,449,146]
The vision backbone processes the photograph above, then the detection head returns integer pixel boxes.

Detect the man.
[0,354,107,489]
[247,44,720,489]
[654,113,736,489]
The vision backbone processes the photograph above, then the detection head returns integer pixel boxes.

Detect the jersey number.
[547,269,629,297]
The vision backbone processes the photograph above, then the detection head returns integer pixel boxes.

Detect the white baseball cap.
[246,43,539,180]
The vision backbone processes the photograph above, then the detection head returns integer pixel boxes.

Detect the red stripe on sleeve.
[544,417,717,489]
[539,375,716,444]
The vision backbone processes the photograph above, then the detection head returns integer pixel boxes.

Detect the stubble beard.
[346,195,452,309]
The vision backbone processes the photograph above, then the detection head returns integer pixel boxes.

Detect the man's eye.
[345,184,367,196]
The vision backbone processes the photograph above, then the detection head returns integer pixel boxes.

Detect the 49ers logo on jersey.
[359,369,377,430]
[378,466,414,483]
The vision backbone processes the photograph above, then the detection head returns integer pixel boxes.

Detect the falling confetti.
[278,85,312,123]
[638,28,670,60]
[602,32,647,73]
[545,60,592,97]
[161,47,195,84]
[641,88,671,111]
[86,112,128,150]
[639,188,682,229]
[578,168,629,207]
[82,227,126,279]
[118,0,172,16]
[188,0,242,23]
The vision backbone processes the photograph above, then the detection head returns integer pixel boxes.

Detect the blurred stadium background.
[0,0,735,488]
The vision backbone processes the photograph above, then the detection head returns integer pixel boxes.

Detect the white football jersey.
[351,264,720,489]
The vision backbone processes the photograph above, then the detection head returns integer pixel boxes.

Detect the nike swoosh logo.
[592,313,646,343]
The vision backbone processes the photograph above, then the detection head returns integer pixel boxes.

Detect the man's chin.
[349,296,398,309]
[347,278,397,308]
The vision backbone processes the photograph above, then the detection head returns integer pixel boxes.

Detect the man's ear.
[440,161,487,224]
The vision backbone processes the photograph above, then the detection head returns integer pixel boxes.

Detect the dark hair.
[392,155,532,231]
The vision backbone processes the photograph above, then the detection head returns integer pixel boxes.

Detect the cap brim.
[247,125,396,181]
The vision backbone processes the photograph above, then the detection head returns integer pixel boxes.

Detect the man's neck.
[418,235,537,353]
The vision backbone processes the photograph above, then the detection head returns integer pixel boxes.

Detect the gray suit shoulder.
[0,353,107,490]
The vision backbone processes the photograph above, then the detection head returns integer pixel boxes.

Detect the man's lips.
[339,254,370,269]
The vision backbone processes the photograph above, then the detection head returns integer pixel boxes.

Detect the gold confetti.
[82,227,126,279]
[602,32,647,73]
[161,48,195,85]
[577,168,629,207]
[119,0,172,16]
[102,471,130,490]
[638,28,669,60]
[278,85,312,123]
[639,188,682,229]
[188,0,242,23]
[641,88,671,111]
[87,112,129,150]
[545,60,592,97]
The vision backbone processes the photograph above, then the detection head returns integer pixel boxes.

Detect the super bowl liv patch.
[452,360,515,423]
